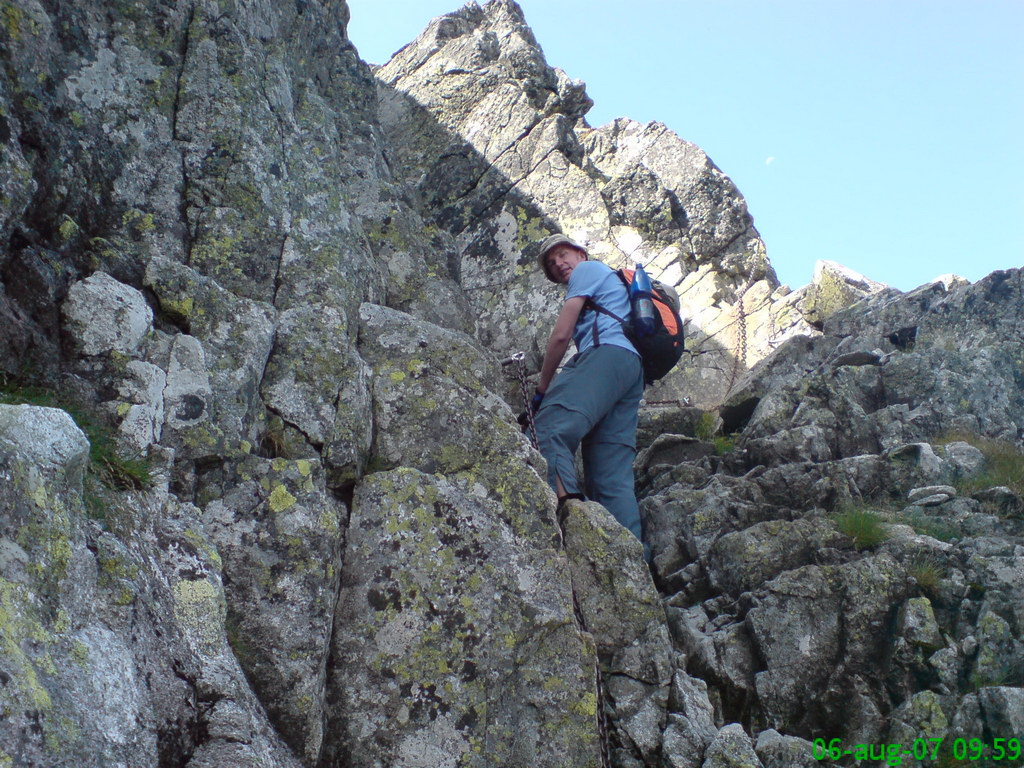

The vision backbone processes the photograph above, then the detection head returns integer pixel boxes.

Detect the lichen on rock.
[323,468,601,768]
[1,0,1022,766]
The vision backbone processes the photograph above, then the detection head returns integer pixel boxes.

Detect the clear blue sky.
[348,0,1023,291]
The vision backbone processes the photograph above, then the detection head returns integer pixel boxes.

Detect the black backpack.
[584,269,686,385]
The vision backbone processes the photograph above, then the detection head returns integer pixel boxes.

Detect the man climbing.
[529,234,647,556]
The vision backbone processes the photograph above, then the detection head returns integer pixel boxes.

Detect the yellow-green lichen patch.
[160,296,194,323]
[180,421,227,453]
[562,505,612,563]
[69,640,90,667]
[121,208,155,237]
[508,628,602,761]
[51,611,71,634]
[437,443,475,473]
[570,691,598,718]
[172,578,224,650]
[0,579,55,713]
[485,459,553,541]
[345,469,603,765]
[188,230,247,287]
[269,484,297,513]
[904,691,948,739]
[34,652,57,676]
[58,215,80,241]
[319,510,340,535]
[16,502,74,584]
[97,549,140,585]
[512,206,548,252]
[972,609,1014,686]
[1,1,31,41]
[29,483,47,509]
[43,714,81,755]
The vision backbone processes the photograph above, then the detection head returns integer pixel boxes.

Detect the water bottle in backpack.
[629,263,657,337]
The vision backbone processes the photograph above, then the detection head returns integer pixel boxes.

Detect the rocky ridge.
[0,1,1021,767]
[642,269,1024,763]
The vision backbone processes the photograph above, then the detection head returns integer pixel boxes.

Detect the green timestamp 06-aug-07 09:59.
[812,736,1022,765]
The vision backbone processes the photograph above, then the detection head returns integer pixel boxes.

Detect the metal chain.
[501,352,539,449]
[724,278,754,398]
[738,288,749,370]
[767,298,779,347]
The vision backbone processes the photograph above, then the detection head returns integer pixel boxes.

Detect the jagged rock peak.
[380,0,593,121]
[374,0,800,406]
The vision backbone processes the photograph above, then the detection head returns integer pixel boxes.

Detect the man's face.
[545,245,587,284]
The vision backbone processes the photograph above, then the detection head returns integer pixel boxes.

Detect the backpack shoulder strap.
[580,268,633,347]
[583,298,625,348]
[585,298,627,324]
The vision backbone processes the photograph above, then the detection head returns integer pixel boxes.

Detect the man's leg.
[582,440,642,541]
[535,403,593,498]
[580,349,645,549]
[536,346,637,501]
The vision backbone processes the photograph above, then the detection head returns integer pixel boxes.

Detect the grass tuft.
[937,431,1024,497]
[694,411,717,441]
[692,410,738,455]
[908,554,945,596]
[969,663,1024,691]
[712,434,737,455]
[833,505,890,550]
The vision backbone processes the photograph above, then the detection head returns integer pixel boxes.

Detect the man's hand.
[517,389,545,433]
[529,389,545,414]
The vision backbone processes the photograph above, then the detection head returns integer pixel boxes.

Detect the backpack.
[584,268,687,385]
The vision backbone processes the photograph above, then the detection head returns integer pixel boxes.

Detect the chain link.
[501,352,539,449]
[724,278,754,398]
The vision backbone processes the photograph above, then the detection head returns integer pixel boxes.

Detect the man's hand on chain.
[503,352,540,448]
[529,389,545,414]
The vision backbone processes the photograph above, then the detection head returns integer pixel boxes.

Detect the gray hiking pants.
[535,345,645,544]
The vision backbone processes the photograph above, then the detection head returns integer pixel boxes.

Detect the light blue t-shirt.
[566,261,639,357]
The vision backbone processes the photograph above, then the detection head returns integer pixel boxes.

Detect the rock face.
[0,404,304,768]
[323,471,599,768]
[1,1,1021,767]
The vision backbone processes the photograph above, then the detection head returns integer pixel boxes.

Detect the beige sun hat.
[536,234,588,282]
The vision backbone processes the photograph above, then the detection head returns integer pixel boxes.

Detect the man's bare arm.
[537,296,587,393]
